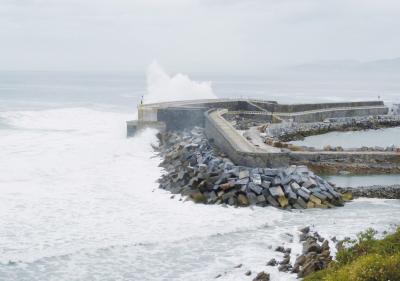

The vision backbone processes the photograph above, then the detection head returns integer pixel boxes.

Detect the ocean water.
[1,71,400,281]
[324,174,400,188]
[290,127,400,149]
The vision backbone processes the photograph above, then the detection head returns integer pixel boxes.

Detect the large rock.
[252,271,270,281]
[237,194,249,206]
[269,186,284,197]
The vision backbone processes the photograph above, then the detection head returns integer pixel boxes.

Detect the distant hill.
[290,58,400,74]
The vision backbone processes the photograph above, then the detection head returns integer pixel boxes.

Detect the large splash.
[144,62,216,104]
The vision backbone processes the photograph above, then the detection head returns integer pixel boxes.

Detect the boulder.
[252,272,270,281]
[239,170,250,179]
[237,194,249,206]
[248,182,263,195]
[277,196,289,208]
[269,186,285,197]
[266,258,277,266]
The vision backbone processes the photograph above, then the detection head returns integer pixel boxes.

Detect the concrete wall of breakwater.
[253,100,384,113]
[203,107,400,171]
[127,98,399,173]
[204,109,291,167]
[129,99,387,134]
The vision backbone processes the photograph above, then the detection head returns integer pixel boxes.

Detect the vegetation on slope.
[305,227,400,281]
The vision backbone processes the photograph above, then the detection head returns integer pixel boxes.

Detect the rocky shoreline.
[156,127,345,209]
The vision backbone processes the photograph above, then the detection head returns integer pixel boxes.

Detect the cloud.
[0,0,400,72]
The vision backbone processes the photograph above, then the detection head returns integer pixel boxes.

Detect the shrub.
[305,227,400,281]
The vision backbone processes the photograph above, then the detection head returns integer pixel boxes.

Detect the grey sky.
[1,0,400,73]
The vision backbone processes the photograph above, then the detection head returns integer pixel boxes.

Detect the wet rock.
[234,264,242,268]
[245,270,252,276]
[279,255,290,265]
[266,258,277,266]
[252,271,270,281]
[237,194,249,206]
[278,264,292,272]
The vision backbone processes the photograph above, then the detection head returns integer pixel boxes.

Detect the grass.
[305,227,400,281]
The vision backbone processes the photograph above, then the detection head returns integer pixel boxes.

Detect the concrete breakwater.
[128,98,400,176]
[156,127,344,209]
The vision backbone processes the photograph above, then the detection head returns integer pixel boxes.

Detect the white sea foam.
[144,61,216,104]
[0,107,399,281]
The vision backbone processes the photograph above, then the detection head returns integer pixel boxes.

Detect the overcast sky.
[1,0,400,73]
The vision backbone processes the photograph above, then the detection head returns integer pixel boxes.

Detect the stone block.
[306,201,315,208]
[312,191,327,201]
[291,182,301,190]
[269,186,285,197]
[246,192,258,205]
[297,189,310,201]
[300,186,311,194]
[237,194,249,206]
[257,195,266,203]
[251,173,262,185]
[261,181,271,188]
[248,182,263,195]
[239,170,250,179]
[264,168,279,176]
[302,179,317,189]
[235,177,249,186]
[266,195,280,207]
[278,196,289,208]
[296,197,308,208]
[309,195,322,205]
[272,177,282,186]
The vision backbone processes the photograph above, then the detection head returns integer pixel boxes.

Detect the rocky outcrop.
[156,127,344,209]
[264,226,333,278]
[294,228,332,278]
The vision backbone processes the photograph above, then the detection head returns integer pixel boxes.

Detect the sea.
[0,70,399,281]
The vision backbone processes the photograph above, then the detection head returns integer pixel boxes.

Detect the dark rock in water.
[245,270,252,276]
[266,258,277,266]
[214,274,222,279]
[279,255,290,265]
[300,226,310,234]
[252,271,270,281]
[275,246,285,253]
[278,264,292,272]
[234,264,242,268]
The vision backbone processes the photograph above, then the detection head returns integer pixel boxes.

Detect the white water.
[0,70,400,281]
[145,62,216,104]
